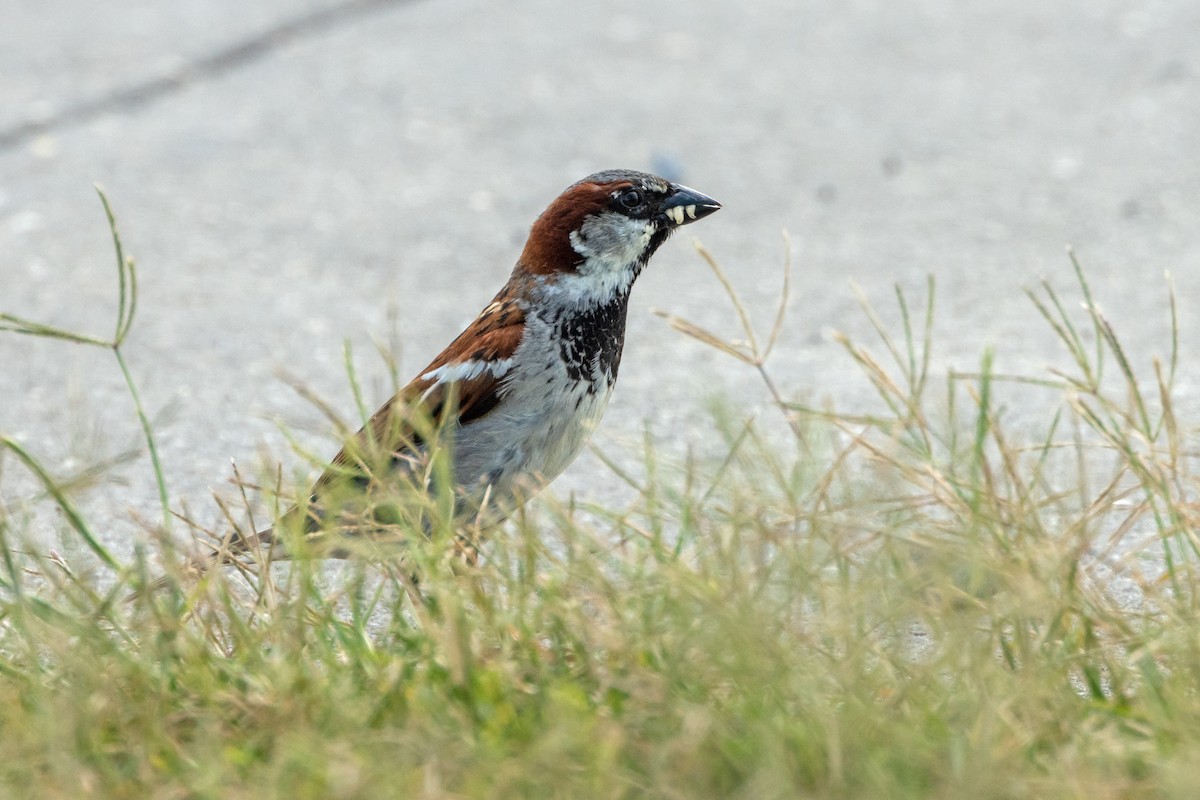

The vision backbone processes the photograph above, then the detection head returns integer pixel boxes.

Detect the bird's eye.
[618,188,644,209]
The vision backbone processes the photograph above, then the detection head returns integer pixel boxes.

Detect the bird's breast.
[450,301,629,505]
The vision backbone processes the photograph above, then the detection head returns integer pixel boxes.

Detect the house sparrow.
[171,169,720,582]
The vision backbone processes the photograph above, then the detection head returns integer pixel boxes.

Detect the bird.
[154,169,720,589]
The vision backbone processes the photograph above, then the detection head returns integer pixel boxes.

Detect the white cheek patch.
[554,212,657,304]
[421,358,514,384]
[569,215,653,268]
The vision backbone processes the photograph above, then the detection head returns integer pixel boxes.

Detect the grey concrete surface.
[2,0,1199,557]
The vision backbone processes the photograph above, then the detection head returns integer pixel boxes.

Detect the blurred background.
[2,0,1198,553]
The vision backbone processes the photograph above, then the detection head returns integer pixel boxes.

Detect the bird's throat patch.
[556,297,630,390]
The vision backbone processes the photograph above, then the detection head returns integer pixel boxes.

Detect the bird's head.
[518,169,721,305]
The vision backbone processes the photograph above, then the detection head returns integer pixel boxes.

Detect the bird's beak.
[659,184,722,227]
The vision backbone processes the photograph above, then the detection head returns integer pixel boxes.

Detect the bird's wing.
[188,295,528,571]
[309,296,528,503]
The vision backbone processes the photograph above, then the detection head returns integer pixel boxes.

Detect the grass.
[1,194,1199,798]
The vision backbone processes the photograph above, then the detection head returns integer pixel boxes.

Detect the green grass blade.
[0,436,120,570]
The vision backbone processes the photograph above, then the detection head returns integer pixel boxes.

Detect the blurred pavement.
[2,0,1198,553]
